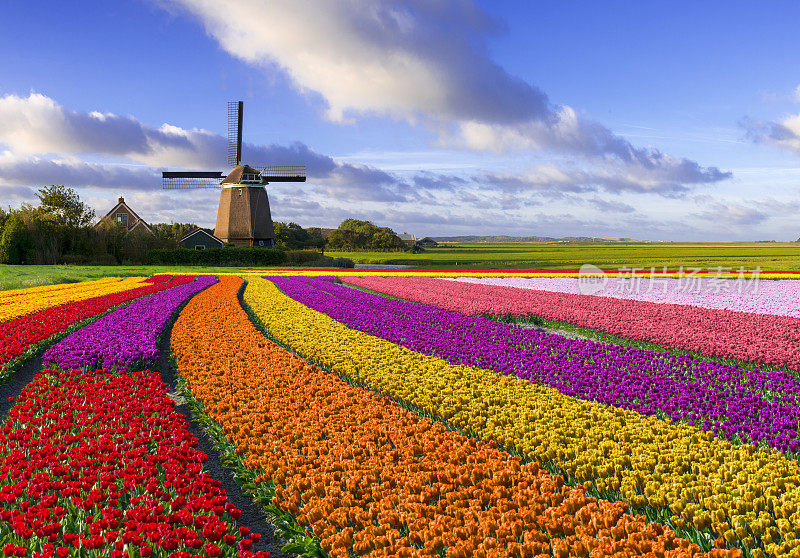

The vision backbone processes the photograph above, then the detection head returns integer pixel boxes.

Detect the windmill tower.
[162,101,306,246]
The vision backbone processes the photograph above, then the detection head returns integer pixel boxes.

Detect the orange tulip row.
[170,276,740,558]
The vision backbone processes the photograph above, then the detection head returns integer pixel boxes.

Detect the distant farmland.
[326,241,800,270]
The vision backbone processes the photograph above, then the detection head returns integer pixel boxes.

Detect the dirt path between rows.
[157,319,295,558]
[0,356,44,420]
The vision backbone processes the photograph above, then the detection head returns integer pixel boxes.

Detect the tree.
[151,222,201,243]
[0,207,8,240]
[327,219,407,251]
[0,213,33,264]
[273,221,311,250]
[369,230,406,251]
[305,227,326,250]
[35,185,95,228]
[326,228,357,251]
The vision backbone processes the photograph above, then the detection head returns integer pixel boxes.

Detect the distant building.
[95,197,153,234]
[180,228,223,250]
[417,237,438,248]
[398,232,416,247]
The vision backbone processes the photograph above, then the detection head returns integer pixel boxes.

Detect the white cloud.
[166,0,543,125]
[2,92,710,216]
[0,90,746,239]
[691,198,800,229]
[0,93,199,161]
[742,85,800,157]
[475,162,704,197]
[0,151,160,191]
[588,197,635,213]
[744,112,800,156]
[165,0,730,187]
[0,93,426,202]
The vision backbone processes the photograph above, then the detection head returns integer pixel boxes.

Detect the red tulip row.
[144,275,175,284]
[344,276,800,370]
[0,275,193,369]
[0,366,267,558]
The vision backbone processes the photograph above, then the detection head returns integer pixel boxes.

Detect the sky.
[1,1,800,241]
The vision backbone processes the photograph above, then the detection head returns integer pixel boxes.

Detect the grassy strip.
[245,279,743,555]
[325,241,800,271]
[0,263,348,291]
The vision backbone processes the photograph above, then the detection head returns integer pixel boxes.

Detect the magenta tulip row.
[42,275,217,371]
[344,276,800,371]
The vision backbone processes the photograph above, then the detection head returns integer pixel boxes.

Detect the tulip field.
[0,271,799,557]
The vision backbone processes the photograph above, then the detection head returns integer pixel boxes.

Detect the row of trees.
[0,186,414,265]
[0,186,199,265]
[273,222,326,250]
[326,219,408,251]
[273,219,409,252]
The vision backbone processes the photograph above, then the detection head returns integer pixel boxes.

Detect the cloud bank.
[167,0,729,189]
[744,113,800,157]
[0,93,418,202]
[0,91,719,215]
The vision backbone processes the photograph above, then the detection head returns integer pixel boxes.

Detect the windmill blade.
[227,101,243,167]
[162,171,224,189]
[254,165,307,182]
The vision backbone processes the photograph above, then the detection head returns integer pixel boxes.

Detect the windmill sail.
[228,101,243,167]
[253,166,307,182]
[162,171,225,189]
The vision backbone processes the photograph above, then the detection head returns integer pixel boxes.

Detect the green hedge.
[284,249,326,264]
[146,247,286,267]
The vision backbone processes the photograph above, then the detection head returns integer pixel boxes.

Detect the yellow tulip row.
[0,276,147,323]
[244,276,800,557]
[0,276,119,300]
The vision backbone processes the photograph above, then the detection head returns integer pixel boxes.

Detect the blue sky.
[1,0,800,240]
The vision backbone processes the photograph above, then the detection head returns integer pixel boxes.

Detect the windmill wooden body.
[162,101,305,247]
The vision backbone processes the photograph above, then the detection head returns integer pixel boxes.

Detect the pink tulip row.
[448,276,798,318]
[344,276,800,370]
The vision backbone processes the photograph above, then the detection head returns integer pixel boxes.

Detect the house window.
[195,245,206,250]
[116,214,128,227]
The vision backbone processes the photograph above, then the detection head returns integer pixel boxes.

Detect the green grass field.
[0,265,236,291]
[327,242,800,270]
[2,242,800,290]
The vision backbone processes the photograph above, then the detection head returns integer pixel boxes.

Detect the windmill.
[162,101,306,247]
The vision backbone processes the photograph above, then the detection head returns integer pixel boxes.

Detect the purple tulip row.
[43,275,218,371]
[269,275,800,453]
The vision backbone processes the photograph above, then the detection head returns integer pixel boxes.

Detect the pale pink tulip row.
[344,275,800,370]
[448,276,800,318]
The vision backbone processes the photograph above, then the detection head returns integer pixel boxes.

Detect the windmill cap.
[222,165,261,184]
